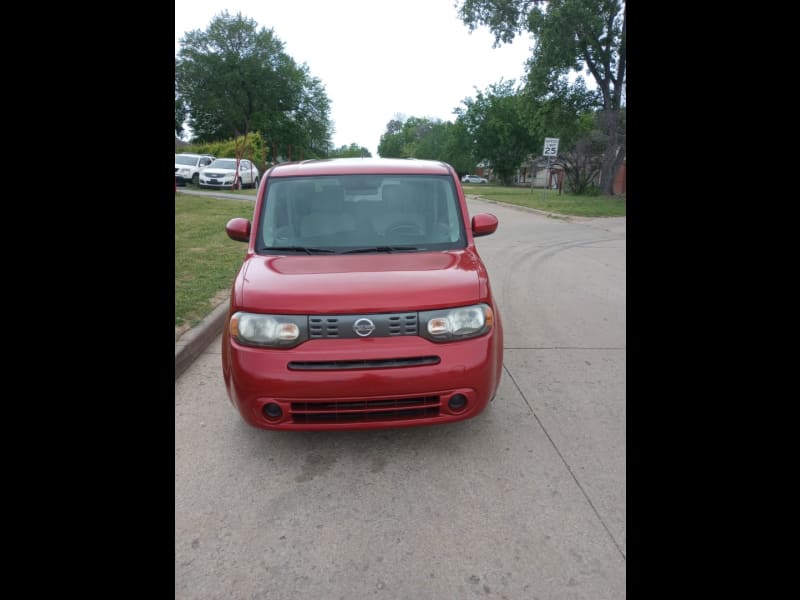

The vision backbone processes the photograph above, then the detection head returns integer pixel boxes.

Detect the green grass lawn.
[175,193,255,330]
[463,184,626,217]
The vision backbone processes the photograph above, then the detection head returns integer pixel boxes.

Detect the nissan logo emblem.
[353,318,376,337]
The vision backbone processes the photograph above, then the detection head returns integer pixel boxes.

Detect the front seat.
[300,186,355,238]
[373,184,424,235]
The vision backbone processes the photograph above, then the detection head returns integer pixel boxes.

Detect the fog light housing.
[448,394,468,412]
[263,403,283,421]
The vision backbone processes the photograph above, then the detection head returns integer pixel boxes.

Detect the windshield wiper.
[339,246,419,254]
[261,246,337,254]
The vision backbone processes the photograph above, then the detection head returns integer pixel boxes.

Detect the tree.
[328,143,372,158]
[175,59,188,139]
[377,117,408,158]
[292,72,333,158]
[377,116,473,172]
[176,11,334,167]
[455,79,536,185]
[442,119,476,175]
[262,68,333,160]
[175,93,188,140]
[559,112,604,194]
[459,0,626,194]
[523,75,600,152]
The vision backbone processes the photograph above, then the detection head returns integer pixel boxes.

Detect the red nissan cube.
[222,158,503,431]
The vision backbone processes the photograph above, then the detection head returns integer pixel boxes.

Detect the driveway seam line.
[504,346,625,350]
[502,362,627,562]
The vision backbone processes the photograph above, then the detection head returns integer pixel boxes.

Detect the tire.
[191,173,199,186]
[252,176,259,189]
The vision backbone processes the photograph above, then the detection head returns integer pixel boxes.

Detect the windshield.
[207,159,237,170]
[175,155,199,166]
[256,174,466,254]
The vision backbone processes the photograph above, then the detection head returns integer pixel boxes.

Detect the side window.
[200,158,211,167]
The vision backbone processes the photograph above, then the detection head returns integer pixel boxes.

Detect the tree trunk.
[599,109,625,196]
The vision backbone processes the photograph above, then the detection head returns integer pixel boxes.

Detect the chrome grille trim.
[308,313,418,339]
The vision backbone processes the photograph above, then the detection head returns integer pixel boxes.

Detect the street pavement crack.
[502,362,627,562]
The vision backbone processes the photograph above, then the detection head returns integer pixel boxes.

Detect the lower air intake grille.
[291,396,441,424]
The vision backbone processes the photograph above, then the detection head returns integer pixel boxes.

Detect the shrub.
[184,132,268,175]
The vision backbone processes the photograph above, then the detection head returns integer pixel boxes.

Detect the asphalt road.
[175,197,626,599]
[177,187,257,201]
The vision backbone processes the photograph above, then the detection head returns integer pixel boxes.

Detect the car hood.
[236,250,482,314]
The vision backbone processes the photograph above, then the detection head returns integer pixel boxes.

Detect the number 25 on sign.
[543,138,559,157]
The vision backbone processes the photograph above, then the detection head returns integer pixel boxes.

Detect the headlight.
[419,304,493,342]
[177,168,191,176]
[230,312,308,348]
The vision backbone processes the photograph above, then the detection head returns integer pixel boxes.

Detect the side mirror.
[471,213,498,237]
[225,217,251,242]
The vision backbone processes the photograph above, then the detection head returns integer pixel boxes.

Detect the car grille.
[290,395,441,424]
[309,313,418,339]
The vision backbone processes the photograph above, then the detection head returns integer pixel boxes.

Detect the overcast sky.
[175,0,535,157]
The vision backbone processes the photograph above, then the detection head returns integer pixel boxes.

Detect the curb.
[175,301,229,380]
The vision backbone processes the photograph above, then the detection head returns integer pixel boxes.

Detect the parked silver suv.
[175,153,215,186]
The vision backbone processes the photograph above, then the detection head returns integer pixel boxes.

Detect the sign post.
[542,137,559,199]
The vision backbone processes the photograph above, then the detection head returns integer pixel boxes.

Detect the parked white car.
[199,158,260,189]
[461,174,488,184]
[175,153,215,186]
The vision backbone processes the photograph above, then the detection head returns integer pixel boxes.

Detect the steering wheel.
[386,223,424,236]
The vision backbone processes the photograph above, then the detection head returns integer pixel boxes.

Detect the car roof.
[267,157,452,178]
[175,153,215,158]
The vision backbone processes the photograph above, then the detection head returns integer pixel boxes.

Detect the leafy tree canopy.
[458,0,625,193]
[455,79,536,185]
[377,116,473,173]
[329,143,372,158]
[176,11,333,157]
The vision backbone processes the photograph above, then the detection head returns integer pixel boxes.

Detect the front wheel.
[191,173,199,186]
[251,176,259,189]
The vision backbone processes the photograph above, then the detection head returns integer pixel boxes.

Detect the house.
[515,155,565,188]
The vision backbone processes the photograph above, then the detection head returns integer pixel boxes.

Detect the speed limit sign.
[543,137,559,157]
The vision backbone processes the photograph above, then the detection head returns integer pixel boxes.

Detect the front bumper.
[199,177,236,188]
[222,332,502,431]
